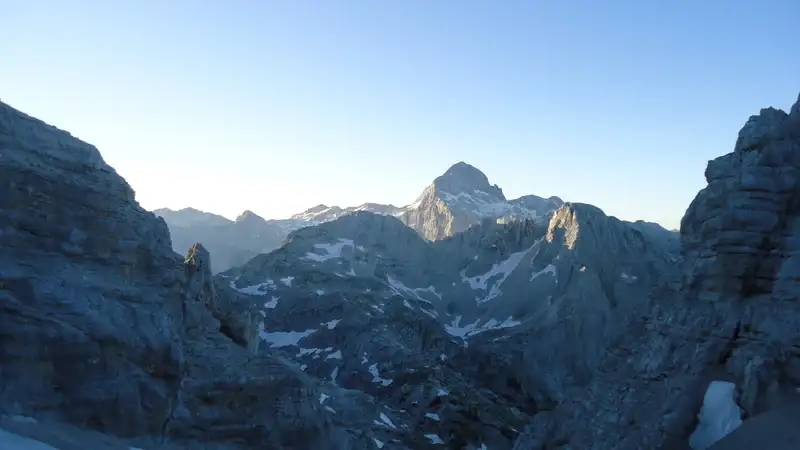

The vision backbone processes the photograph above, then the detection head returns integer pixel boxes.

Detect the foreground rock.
[0,100,404,449]
[512,93,800,449]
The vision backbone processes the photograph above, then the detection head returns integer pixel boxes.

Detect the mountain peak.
[433,162,504,199]
[235,210,265,224]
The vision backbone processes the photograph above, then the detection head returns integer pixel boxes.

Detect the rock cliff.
[0,100,415,449]
[512,93,800,449]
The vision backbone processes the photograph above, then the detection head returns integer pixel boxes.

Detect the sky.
[2,0,799,230]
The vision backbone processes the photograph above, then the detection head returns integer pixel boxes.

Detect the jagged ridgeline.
[155,161,564,274]
[1,93,798,449]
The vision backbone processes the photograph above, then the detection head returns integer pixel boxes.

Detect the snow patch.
[425,412,440,421]
[302,238,355,262]
[379,413,397,429]
[621,272,638,282]
[258,325,316,348]
[445,315,521,338]
[461,247,532,304]
[231,279,275,295]
[264,296,279,309]
[424,434,445,445]
[386,275,438,304]
[368,363,394,386]
[373,438,385,448]
[322,319,341,329]
[688,381,742,450]
[325,350,343,360]
[0,430,59,450]
[530,264,557,282]
[319,393,330,404]
[280,276,294,286]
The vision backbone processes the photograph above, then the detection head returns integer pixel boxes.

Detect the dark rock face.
[0,101,404,449]
[0,102,186,437]
[512,94,800,449]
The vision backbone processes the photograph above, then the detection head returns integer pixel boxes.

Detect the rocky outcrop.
[399,162,563,240]
[512,93,800,449]
[0,100,415,449]
[0,101,186,438]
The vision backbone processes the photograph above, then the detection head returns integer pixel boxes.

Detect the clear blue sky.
[3,0,798,229]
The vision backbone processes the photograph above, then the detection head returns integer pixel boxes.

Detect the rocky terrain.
[219,200,680,448]
[3,90,798,450]
[156,162,564,273]
[0,100,440,449]
[511,93,800,449]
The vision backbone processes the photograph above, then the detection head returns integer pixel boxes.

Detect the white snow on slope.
[530,264,557,282]
[325,350,343,360]
[461,247,532,304]
[688,381,742,450]
[264,296,279,309]
[0,430,58,450]
[322,319,341,329]
[302,238,355,262]
[424,433,445,445]
[386,276,439,304]
[258,325,316,348]
[440,191,509,217]
[368,363,394,386]
[379,413,397,429]
[445,315,522,338]
[231,279,275,295]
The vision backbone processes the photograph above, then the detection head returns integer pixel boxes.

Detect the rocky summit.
[2,92,800,450]
[157,161,563,274]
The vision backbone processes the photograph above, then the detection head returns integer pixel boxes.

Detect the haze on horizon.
[3,0,799,230]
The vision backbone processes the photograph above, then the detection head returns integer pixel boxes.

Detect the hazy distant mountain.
[153,206,232,228]
[156,162,567,272]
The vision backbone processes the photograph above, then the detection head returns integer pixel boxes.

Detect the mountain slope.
[221,200,680,448]
[0,100,413,450]
[512,93,800,450]
[153,207,232,228]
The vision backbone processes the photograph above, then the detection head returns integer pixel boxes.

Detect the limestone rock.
[512,93,800,449]
[0,100,409,449]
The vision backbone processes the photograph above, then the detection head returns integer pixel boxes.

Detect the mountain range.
[2,93,800,449]
[155,162,565,273]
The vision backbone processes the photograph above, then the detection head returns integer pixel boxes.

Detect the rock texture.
[400,162,563,240]
[222,200,679,448]
[512,93,800,449]
[0,100,422,449]
[156,162,564,273]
